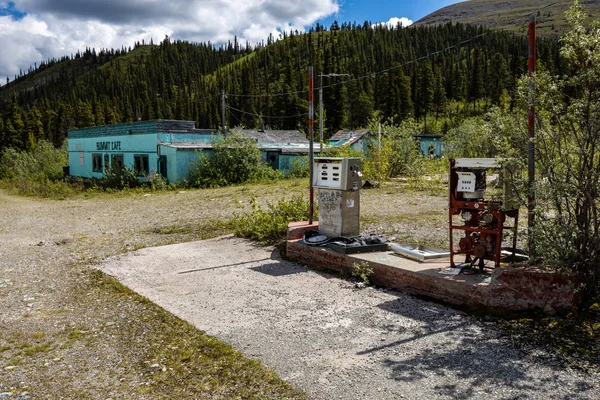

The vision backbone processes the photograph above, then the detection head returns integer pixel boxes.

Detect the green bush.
[189,129,264,188]
[251,165,285,183]
[0,140,67,181]
[233,195,313,245]
[99,166,142,190]
[0,140,73,197]
[365,119,424,178]
[515,2,600,297]
[286,157,310,178]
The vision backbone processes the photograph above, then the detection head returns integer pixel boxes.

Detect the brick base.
[286,228,580,313]
[287,221,319,240]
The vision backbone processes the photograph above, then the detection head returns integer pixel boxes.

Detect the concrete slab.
[99,235,599,400]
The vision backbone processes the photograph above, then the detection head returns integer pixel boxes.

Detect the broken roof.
[242,129,309,145]
[329,129,371,146]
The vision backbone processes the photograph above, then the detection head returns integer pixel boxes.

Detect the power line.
[226,104,308,119]
[322,32,489,90]
[225,30,490,97]
[226,88,307,98]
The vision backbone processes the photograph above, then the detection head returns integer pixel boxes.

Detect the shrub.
[517,1,600,297]
[368,119,424,178]
[233,195,313,245]
[99,166,137,190]
[0,140,67,182]
[0,140,73,197]
[189,129,263,188]
[286,157,310,178]
[251,165,285,183]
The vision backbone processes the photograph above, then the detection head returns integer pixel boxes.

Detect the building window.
[92,153,103,172]
[134,155,149,177]
[111,154,123,173]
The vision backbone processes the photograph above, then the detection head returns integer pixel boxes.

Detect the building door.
[267,151,279,170]
[158,156,167,180]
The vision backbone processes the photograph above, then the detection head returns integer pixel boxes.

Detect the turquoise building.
[68,120,314,183]
[414,134,443,158]
[328,129,372,152]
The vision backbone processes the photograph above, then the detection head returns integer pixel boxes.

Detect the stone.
[543,303,556,316]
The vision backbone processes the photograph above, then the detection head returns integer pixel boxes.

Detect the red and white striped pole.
[308,66,315,224]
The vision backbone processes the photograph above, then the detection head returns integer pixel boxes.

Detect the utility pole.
[527,15,536,256]
[308,67,315,224]
[318,73,349,152]
[221,90,226,134]
[319,86,324,153]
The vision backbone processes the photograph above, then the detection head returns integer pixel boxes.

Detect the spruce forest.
[0,21,562,151]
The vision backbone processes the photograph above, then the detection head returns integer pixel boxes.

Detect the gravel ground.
[0,180,598,399]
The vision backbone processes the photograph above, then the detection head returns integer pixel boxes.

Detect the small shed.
[414,134,443,158]
[328,130,371,152]
[242,129,315,172]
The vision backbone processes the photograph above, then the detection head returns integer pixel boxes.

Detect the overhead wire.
[226,104,308,119]
[322,32,489,90]
[225,30,491,98]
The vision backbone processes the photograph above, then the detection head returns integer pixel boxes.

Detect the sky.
[0,0,464,86]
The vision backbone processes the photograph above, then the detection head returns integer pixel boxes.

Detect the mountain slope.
[415,0,600,36]
[1,23,563,150]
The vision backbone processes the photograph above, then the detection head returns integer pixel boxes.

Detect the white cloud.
[0,0,339,84]
[372,17,413,29]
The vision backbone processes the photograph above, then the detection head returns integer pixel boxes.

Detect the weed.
[352,261,374,284]
[24,343,52,356]
[233,195,313,245]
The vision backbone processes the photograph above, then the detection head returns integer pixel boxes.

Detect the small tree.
[523,0,600,296]
[189,129,263,187]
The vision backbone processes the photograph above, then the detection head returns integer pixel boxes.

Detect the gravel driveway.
[101,236,600,400]
[1,182,598,399]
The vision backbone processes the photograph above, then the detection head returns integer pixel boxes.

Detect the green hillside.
[0,16,567,151]
[415,0,600,36]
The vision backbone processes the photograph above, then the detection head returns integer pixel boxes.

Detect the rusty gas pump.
[449,158,519,270]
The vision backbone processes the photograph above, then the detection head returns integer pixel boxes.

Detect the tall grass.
[0,141,76,198]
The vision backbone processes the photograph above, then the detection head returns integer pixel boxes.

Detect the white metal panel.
[454,158,499,168]
[456,172,476,192]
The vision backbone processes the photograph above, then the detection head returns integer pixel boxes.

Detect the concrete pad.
[98,235,599,400]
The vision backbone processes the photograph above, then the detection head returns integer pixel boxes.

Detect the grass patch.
[87,269,305,399]
[498,302,600,371]
[23,342,52,357]
[149,219,235,241]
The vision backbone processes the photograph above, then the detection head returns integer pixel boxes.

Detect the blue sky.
[0,0,465,85]
[319,0,464,27]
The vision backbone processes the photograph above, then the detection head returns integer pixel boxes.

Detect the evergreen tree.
[23,106,44,151]
[415,61,434,131]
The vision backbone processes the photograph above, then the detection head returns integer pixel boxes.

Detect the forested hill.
[0,22,563,151]
[416,0,600,36]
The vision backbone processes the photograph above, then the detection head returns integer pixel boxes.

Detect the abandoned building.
[67,120,316,183]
